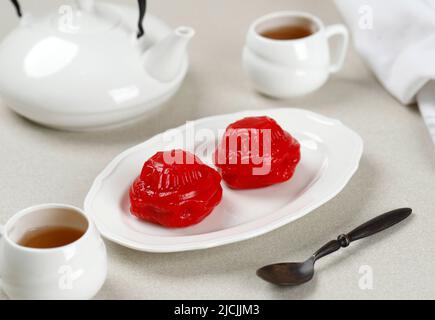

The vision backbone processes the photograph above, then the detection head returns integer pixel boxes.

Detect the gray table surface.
[1,0,434,300]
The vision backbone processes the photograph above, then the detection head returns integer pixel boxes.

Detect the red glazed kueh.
[130,150,223,228]
[214,116,301,189]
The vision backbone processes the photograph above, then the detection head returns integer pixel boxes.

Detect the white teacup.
[243,11,349,98]
[0,204,107,300]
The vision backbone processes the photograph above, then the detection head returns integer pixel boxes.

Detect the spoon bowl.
[257,258,315,286]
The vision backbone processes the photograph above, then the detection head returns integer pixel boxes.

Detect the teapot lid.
[54,6,121,35]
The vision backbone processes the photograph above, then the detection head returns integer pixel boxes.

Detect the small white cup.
[243,11,349,98]
[0,204,107,300]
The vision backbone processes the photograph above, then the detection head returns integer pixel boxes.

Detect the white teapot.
[0,0,195,130]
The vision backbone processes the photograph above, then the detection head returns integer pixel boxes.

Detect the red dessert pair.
[130,116,301,228]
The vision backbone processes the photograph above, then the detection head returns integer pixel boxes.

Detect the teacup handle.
[325,24,349,74]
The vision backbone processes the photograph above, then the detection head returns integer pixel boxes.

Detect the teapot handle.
[9,0,147,38]
[10,0,22,17]
[75,0,148,38]
[137,0,147,38]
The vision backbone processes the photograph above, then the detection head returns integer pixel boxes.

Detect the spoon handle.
[313,208,412,261]
[347,208,412,242]
[312,240,341,260]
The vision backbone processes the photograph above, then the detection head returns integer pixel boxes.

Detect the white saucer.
[84,108,363,252]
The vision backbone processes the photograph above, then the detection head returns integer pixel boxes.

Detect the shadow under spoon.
[257,208,412,286]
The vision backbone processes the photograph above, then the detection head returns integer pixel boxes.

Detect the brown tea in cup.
[18,226,84,249]
[260,24,313,40]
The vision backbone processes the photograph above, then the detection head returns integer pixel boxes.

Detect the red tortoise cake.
[130,150,223,228]
[214,116,301,189]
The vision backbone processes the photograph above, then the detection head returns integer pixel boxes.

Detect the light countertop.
[1,0,434,300]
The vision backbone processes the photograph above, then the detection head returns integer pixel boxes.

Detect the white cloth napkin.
[418,82,435,144]
[335,0,435,143]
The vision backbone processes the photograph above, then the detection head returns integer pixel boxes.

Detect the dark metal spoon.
[257,208,412,286]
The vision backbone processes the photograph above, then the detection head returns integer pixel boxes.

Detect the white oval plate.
[84,108,363,252]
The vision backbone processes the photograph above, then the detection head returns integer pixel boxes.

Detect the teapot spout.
[145,26,195,82]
